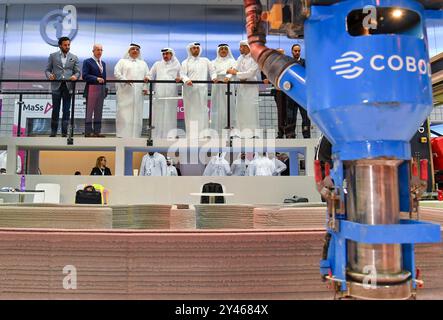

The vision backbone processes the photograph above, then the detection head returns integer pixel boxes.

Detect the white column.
[6,144,17,174]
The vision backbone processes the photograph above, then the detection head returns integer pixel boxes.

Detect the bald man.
[82,44,107,137]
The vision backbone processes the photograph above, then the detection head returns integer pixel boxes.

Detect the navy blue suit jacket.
[82,58,107,84]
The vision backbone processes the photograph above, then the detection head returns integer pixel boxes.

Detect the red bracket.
[314,160,322,183]
[420,159,428,181]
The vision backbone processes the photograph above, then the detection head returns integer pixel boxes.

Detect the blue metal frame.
[320,158,441,293]
[320,218,441,292]
[340,219,441,244]
[273,0,440,297]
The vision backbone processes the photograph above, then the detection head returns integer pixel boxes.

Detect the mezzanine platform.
[0,137,320,204]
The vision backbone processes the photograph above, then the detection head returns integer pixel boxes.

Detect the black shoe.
[62,133,67,137]
[49,133,56,137]
[94,133,106,138]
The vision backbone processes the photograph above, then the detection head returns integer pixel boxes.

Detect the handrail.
[0,90,274,96]
[1,78,271,145]
[0,79,266,84]
[0,90,273,98]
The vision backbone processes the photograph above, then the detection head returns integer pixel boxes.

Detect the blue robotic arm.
[244,0,442,299]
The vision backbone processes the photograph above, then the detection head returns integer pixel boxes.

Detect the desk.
[190,192,234,204]
[0,190,45,203]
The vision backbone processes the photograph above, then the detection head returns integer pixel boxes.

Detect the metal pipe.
[345,159,410,286]
[244,0,296,86]
[226,82,231,130]
[148,81,154,134]
[17,93,23,137]
[68,82,76,144]
[244,0,307,106]
[147,81,154,146]
[0,79,264,84]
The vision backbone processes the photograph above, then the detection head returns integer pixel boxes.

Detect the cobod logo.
[331,51,431,79]
[40,5,78,46]
[331,51,364,79]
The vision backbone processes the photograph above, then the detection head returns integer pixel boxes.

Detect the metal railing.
[0,79,268,146]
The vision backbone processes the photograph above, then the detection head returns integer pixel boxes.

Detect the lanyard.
[94,58,103,73]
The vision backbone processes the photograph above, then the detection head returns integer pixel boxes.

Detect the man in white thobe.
[114,43,150,138]
[247,153,276,176]
[231,152,250,176]
[150,48,181,139]
[139,152,167,176]
[166,157,178,176]
[0,151,22,174]
[268,153,288,176]
[180,42,217,138]
[203,152,231,176]
[227,40,261,139]
[210,44,237,137]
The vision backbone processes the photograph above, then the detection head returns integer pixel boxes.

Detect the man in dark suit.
[45,36,80,137]
[271,48,289,139]
[261,62,289,139]
[286,44,311,138]
[82,44,107,137]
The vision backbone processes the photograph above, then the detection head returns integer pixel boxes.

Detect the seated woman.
[90,156,112,176]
